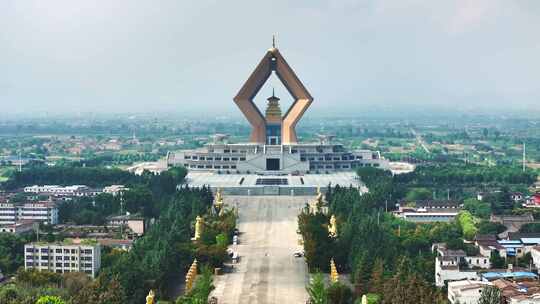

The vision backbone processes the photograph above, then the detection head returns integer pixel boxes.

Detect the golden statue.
[194,216,204,240]
[328,215,338,238]
[316,186,324,202]
[330,258,339,283]
[146,290,155,304]
[214,188,223,206]
[361,295,368,304]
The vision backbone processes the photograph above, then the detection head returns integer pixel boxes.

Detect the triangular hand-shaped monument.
[233,44,313,145]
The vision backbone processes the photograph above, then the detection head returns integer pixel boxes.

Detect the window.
[56,263,62,267]
[41,256,49,260]
[26,248,34,253]
[231,157,238,161]
[64,263,70,267]
[41,248,49,253]
[223,158,230,161]
[184,155,191,159]
[56,249,62,253]
[56,256,62,261]
[240,157,246,161]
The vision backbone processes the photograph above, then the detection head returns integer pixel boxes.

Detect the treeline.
[1,165,187,194]
[395,163,537,186]
[2,166,140,189]
[78,153,160,167]
[300,167,461,303]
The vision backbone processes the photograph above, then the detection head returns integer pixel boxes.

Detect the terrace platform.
[183,171,365,196]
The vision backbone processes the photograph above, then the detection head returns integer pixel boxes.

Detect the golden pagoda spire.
[330,258,339,283]
[185,259,198,293]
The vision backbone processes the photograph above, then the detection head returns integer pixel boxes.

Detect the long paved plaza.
[211,196,310,304]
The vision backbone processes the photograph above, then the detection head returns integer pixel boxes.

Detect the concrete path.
[211,196,310,304]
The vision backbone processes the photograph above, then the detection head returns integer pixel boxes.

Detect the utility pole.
[447,189,450,201]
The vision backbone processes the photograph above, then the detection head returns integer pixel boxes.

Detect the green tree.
[463,198,491,219]
[405,188,432,201]
[456,211,478,240]
[478,286,501,304]
[307,272,328,304]
[327,282,353,304]
[490,250,505,269]
[36,296,65,304]
[369,258,384,294]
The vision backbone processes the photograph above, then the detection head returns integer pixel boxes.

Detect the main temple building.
[167,44,388,175]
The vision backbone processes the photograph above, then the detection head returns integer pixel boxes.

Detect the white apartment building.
[435,256,479,287]
[448,279,492,304]
[102,185,129,196]
[24,185,98,197]
[24,239,101,278]
[0,202,58,225]
[464,256,491,269]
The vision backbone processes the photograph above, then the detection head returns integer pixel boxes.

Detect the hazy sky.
[1,0,539,116]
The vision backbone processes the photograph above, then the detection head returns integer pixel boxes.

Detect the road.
[211,196,311,304]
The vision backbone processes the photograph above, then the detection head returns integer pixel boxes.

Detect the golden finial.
[146,290,155,304]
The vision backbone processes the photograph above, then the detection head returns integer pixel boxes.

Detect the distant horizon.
[2,102,540,120]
